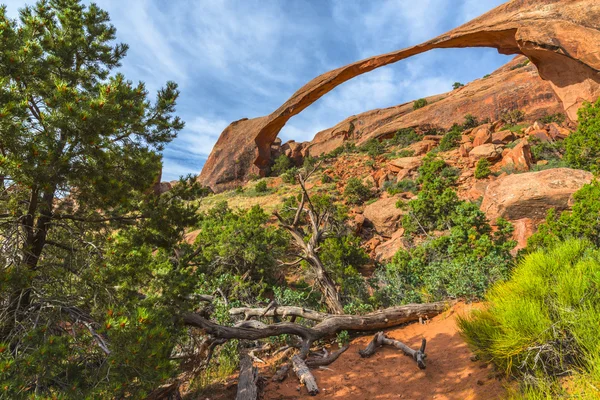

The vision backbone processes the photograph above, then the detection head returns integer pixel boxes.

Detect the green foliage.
[413,98,428,110]
[343,177,372,205]
[438,126,462,151]
[453,82,465,90]
[529,136,565,163]
[336,330,350,347]
[321,174,333,184]
[325,142,356,158]
[402,154,460,234]
[384,179,418,195]
[458,240,600,398]
[390,128,420,147]
[375,202,515,305]
[483,74,491,79]
[359,138,385,159]
[462,114,479,130]
[501,109,525,125]
[564,98,600,172]
[271,154,294,176]
[510,59,530,70]
[474,159,491,179]
[539,113,566,125]
[193,202,287,280]
[528,181,600,250]
[254,180,268,193]
[281,167,299,184]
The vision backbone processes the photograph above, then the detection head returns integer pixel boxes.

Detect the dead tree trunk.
[273,164,345,314]
[236,355,259,400]
[292,355,319,396]
[359,332,428,369]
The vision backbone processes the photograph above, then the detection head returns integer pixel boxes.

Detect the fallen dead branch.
[292,354,319,396]
[306,345,349,368]
[359,331,428,369]
[236,354,259,400]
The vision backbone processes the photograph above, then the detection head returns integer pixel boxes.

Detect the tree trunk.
[236,355,259,400]
[311,256,344,314]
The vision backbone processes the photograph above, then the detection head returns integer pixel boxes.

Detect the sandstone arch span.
[199,0,600,192]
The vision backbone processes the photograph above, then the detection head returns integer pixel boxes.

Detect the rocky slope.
[198,0,600,192]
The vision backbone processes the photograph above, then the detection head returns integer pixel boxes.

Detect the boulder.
[459,142,473,157]
[472,125,493,147]
[153,181,172,195]
[374,229,407,261]
[406,140,437,156]
[529,130,552,143]
[500,141,533,172]
[469,143,504,162]
[387,156,423,173]
[480,168,593,221]
[363,196,404,236]
[281,141,306,163]
[492,130,516,144]
[511,218,536,253]
[547,123,571,140]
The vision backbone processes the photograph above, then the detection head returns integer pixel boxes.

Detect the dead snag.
[306,345,349,368]
[359,332,428,369]
[292,355,319,396]
[236,355,259,400]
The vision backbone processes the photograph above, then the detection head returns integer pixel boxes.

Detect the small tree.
[564,98,600,172]
[343,177,372,205]
[271,154,294,176]
[474,159,492,179]
[453,82,464,90]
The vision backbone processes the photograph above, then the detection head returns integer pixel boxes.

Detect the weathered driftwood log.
[229,306,330,322]
[292,355,319,396]
[306,345,349,368]
[359,331,428,369]
[236,355,259,400]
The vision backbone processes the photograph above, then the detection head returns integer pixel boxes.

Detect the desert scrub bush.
[483,74,491,79]
[390,128,420,147]
[458,239,600,398]
[539,113,566,125]
[564,97,600,172]
[402,154,460,234]
[510,59,530,70]
[438,126,462,151]
[374,202,515,306]
[413,98,428,110]
[384,179,418,195]
[321,174,333,184]
[474,159,492,179]
[528,181,600,250]
[359,138,385,159]
[281,167,299,184]
[254,179,269,193]
[325,142,357,159]
[501,109,525,126]
[529,136,564,163]
[343,177,372,205]
[453,82,464,90]
[462,114,479,130]
[271,154,294,176]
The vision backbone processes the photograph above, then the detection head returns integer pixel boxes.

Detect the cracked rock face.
[199,0,600,192]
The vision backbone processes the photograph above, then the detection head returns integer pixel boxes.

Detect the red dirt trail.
[194,303,507,400]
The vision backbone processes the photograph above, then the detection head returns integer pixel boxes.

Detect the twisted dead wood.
[359,331,428,369]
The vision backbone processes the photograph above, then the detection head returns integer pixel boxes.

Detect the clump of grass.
[459,239,600,398]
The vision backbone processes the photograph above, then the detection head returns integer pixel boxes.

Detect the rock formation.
[199,0,600,192]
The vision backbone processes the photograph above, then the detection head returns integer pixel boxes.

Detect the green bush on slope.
[458,239,600,398]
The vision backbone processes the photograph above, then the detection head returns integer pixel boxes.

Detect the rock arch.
[199,0,600,192]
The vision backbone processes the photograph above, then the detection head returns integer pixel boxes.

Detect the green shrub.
[474,159,491,179]
[453,82,464,90]
[255,180,268,193]
[539,113,566,125]
[343,178,372,205]
[390,128,420,147]
[326,142,357,159]
[248,173,260,181]
[281,167,299,184]
[402,154,460,234]
[438,127,462,151]
[359,138,385,159]
[501,109,525,125]
[564,98,600,172]
[458,239,600,398]
[510,59,530,70]
[483,74,491,79]
[529,136,565,162]
[528,181,600,250]
[413,98,428,110]
[375,202,515,305]
[271,154,294,176]
[321,174,333,184]
[463,114,479,130]
[385,179,418,195]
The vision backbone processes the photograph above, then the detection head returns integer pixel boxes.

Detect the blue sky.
[4,0,511,181]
